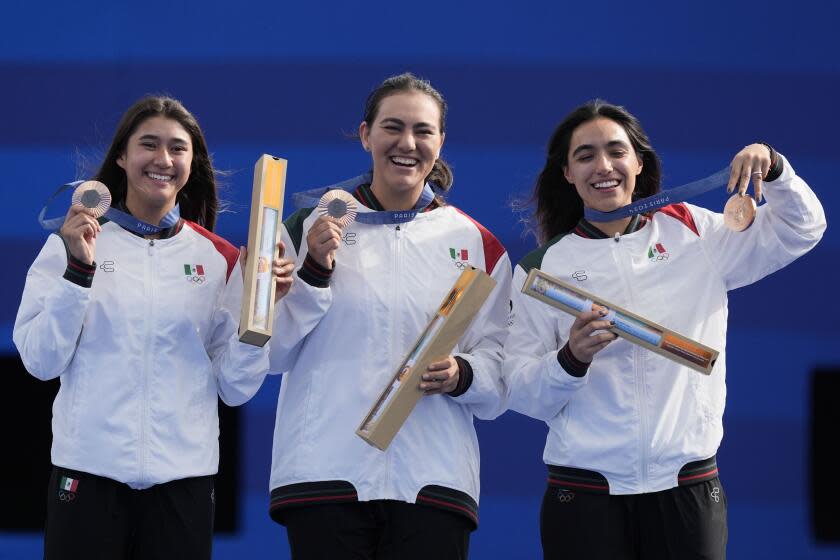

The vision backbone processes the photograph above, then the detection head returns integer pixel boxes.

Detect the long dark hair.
[363,72,453,191]
[94,96,219,230]
[531,100,662,243]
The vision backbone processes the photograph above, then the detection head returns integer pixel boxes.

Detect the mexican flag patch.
[184,264,205,276]
[60,476,78,492]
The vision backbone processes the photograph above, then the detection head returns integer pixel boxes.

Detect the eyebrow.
[571,140,630,157]
[380,117,437,130]
[137,134,189,144]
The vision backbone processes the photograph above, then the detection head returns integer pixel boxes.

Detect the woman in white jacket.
[267,73,511,560]
[14,96,292,560]
[504,100,825,559]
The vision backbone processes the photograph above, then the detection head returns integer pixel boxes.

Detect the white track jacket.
[505,156,825,494]
[268,198,511,521]
[14,221,269,489]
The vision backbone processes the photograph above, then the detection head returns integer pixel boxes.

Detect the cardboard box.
[522,268,718,374]
[357,267,497,450]
[238,155,287,347]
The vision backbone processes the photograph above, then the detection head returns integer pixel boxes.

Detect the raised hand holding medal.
[60,181,111,265]
[723,143,772,231]
[306,190,358,270]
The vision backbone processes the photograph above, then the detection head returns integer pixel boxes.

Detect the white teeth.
[593,180,619,189]
[147,172,173,181]
[390,156,418,166]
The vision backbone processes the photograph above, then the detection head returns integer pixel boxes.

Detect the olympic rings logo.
[58,490,76,502]
[186,275,206,284]
[556,489,575,503]
[649,253,669,262]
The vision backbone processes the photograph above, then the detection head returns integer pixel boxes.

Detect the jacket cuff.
[297,253,333,288]
[760,142,784,182]
[557,342,589,378]
[63,252,96,288]
[448,356,474,397]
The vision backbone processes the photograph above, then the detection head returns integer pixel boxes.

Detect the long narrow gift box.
[357,267,497,450]
[522,268,718,375]
[239,155,287,347]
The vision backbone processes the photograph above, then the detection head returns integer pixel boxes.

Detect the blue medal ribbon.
[292,172,443,225]
[583,167,731,222]
[102,205,181,235]
[39,180,181,235]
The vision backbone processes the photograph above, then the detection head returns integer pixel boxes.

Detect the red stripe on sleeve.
[185,221,239,281]
[453,208,506,275]
[657,203,699,236]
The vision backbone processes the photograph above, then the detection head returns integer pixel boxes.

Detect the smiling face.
[116,115,193,219]
[359,91,445,207]
[563,117,643,213]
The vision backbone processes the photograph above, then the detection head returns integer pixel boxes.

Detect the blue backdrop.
[2,1,838,558]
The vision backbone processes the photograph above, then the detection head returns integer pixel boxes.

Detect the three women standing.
[14,85,826,560]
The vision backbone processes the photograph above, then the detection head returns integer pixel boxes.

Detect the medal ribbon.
[39,180,181,235]
[583,167,730,222]
[292,172,443,225]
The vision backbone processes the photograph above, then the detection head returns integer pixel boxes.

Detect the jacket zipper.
[140,238,156,485]
[613,235,650,492]
[385,224,403,493]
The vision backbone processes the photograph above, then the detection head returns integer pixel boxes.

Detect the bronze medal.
[71,181,111,218]
[723,194,756,232]
[317,190,358,228]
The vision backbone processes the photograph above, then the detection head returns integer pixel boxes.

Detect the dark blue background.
[2,1,837,557]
